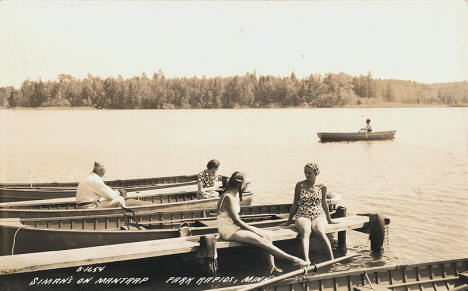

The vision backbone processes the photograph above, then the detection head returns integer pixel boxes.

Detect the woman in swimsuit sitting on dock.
[287,162,336,263]
[217,171,308,274]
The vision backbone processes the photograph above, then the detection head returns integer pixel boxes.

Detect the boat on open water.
[317,130,396,142]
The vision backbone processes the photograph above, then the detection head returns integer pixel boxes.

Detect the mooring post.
[335,206,347,248]
[197,235,218,276]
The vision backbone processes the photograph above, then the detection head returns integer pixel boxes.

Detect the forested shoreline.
[1,71,467,109]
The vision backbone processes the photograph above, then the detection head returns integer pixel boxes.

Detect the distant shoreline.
[1,103,467,110]
[2,73,467,109]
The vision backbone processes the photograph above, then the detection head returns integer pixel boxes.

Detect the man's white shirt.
[76,172,119,203]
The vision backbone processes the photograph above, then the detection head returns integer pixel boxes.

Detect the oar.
[237,252,359,291]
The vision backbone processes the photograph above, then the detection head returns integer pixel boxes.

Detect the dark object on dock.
[198,234,218,276]
[335,206,347,249]
[357,213,389,252]
[368,214,386,252]
[317,130,396,142]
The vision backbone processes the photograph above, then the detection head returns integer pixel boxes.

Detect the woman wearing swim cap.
[287,163,336,263]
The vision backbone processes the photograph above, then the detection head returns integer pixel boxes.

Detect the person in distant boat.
[287,163,335,263]
[360,119,372,132]
[217,171,308,274]
[76,162,127,209]
[197,159,221,199]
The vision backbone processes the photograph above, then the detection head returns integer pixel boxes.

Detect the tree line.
[1,71,467,109]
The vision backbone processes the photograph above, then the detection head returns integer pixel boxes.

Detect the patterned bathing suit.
[198,169,218,199]
[294,182,325,221]
[198,169,216,188]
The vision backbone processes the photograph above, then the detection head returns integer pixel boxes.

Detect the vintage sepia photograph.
[0,0,467,290]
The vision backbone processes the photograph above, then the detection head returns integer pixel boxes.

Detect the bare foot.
[268,266,284,275]
[292,258,309,267]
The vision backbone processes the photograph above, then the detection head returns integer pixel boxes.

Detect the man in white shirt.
[76,162,126,209]
[360,118,373,132]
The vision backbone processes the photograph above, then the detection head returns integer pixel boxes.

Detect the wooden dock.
[0,215,369,275]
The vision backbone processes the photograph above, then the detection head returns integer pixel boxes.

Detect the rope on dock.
[11,225,24,255]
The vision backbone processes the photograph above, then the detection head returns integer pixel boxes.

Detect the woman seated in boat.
[197,159,221,199]
[287,163,336,263]
[360,119,372,132]
[217,171,308,274]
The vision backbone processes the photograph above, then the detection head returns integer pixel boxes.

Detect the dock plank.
[0,216,369,275]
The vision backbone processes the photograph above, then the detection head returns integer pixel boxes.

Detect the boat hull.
[0,174,199,203]
[0,254,465,291]
[0,181,197,203]
[231,258,468,291]
[0,203,290,255]
[0,174,198,188]
[317,130,396,142]
[0,191,254,218]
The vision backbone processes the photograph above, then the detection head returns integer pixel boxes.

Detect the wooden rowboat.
[218,257,468,291]
[0,199,345,255]
[0,204,293,255]
[0,186,342,219]
[0,181,197,203]
[0,174,201,203]
[317,130,396,142]
[0,208,387,276]
[0,188,255,218]
[0,173,199,188]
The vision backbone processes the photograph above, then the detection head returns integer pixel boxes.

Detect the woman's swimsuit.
[198,169,219,199]
[217,194,241,240]
[294,182,325,221]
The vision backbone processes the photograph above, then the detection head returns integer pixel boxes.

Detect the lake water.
[0,107,467,282]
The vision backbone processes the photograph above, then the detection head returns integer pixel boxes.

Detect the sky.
[0,0,467,88]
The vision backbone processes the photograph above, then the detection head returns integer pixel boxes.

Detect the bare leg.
[250,227,283,273]
[311,216,334,260]
[295,217,312,264]
[228,229,307,268]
